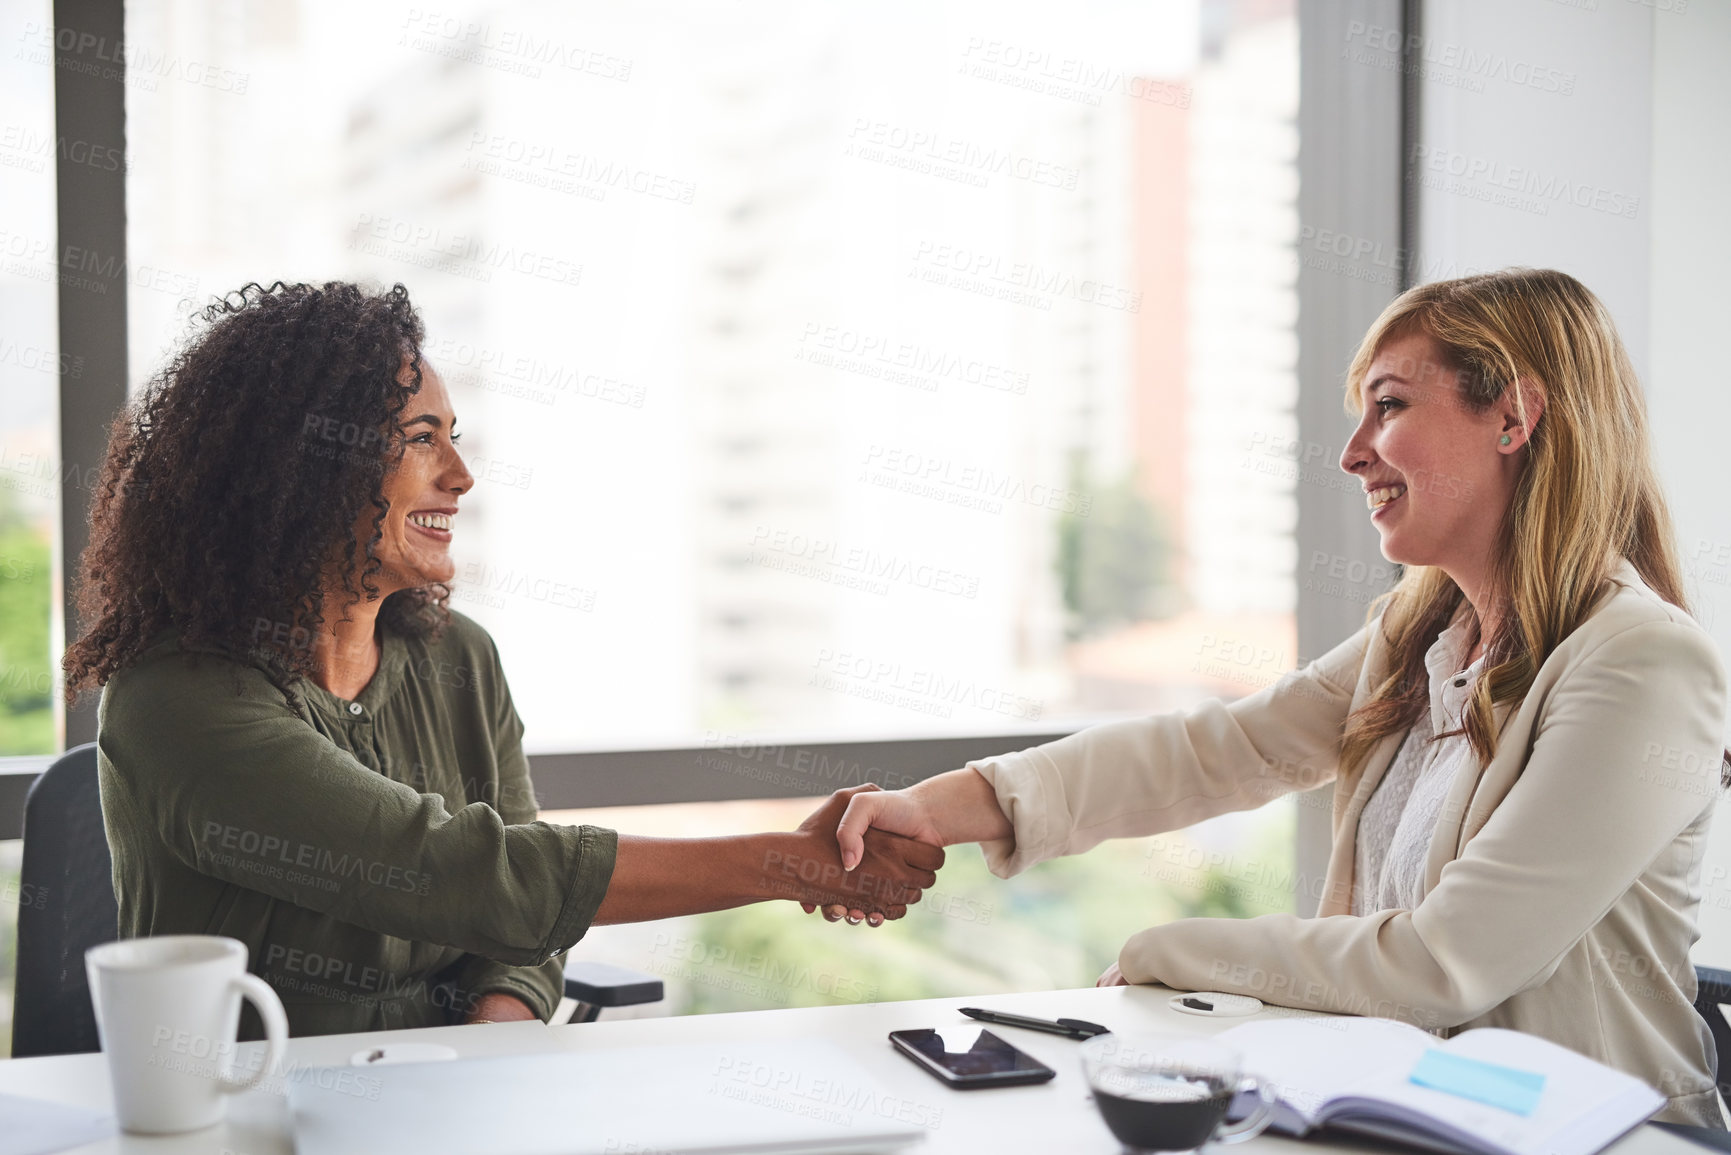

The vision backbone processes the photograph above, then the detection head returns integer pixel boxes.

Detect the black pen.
[958,1007,1111,1039]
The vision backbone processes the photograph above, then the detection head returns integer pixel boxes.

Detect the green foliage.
[1055,453,1176,639]
[0,708,52,756]
[662,810,1295,1016]
[0,488,53,754]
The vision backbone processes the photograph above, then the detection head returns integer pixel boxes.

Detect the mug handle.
[1213,1078,1278,1145]
[217,973,289,1094]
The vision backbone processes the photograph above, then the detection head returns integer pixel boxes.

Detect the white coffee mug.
[85,935,289,1134]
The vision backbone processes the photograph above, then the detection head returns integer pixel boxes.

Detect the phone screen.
[889,1028,1056,1086]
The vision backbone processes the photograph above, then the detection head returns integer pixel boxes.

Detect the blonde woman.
[829,269,1730,1126]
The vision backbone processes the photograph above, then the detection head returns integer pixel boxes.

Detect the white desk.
[0,985,1705,1154]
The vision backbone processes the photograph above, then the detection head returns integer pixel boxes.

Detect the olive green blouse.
[96,610,618,1038]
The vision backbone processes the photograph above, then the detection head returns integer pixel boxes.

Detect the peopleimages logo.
[957,38,1191,109]
[197,822,432,896]
[1408,145,1639,220]
[398,9,632,81]
[349,214,583,287]
[16,21,251,93]
[809,648,1043,722]
[797,323,1030,395]
[0,125,127,173]
[1341,21,1576,96]
[860,444,1088,515]
[462,132,696,204]
[909,241,1141,313]
[845,118,1080,191]
[424,336,648,409]
[748,526,980,600]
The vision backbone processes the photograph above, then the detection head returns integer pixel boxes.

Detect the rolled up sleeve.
[99,655,617,969]
[439,668,596,1019]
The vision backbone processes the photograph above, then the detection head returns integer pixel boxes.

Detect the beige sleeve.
[1115,620,1726,1029]
[971,623,1370,877]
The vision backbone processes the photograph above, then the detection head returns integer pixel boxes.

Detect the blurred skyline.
[0,0,1304,1038]
[5,0,1300,755]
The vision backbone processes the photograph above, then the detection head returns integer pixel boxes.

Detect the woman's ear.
[1498,378,1546,453]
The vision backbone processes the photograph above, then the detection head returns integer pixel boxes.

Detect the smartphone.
[888,1027,1058,1089]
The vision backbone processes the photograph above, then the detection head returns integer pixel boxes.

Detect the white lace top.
[1352,611,1488,917]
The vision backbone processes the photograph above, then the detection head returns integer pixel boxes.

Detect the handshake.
[771,784,950,928]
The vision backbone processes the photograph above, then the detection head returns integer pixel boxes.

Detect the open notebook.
[1216,1017,1664,1155]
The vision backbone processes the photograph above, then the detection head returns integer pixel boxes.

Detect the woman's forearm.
[592,791,945,925]
[465,992,539,1023]
[833,768,1014,873]
[911,768,1015,846]
[592,833,788,924]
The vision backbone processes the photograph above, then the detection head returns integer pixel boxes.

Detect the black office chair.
[11,741,660,1057]
[561,960,665,1024]
[1643,966,1731,1150]
[13,743,114,1057]
[1696,967,1731,1113]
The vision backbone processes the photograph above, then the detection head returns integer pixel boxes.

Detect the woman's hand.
[801,786,946,924]
[598,787,941,926]
[782,785,944,925]
[800,770,1014,924]
[835,768,1013,870]
[1096,962,1128,987]
[834,787,945,871]
[465,992,539,1024]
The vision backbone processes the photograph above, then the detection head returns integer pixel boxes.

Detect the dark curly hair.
[63,281,450,710]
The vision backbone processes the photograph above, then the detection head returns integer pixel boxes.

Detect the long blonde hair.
[1337,268,1690,779]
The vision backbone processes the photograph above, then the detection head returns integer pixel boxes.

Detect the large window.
[114,0,1305,1014]
[125,0,1301,755]
[0,0,1315,1021]
[0,0,60,1053]
[0,0,58,760]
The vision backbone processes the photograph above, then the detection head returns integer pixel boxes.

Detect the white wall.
[1415,0,1652,372]
[1648,0,1731,965]
[1414,0,1731,961]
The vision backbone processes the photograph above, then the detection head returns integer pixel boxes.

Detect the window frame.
[7,0,1411,898]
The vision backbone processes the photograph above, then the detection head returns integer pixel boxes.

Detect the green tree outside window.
[0,487,53,755]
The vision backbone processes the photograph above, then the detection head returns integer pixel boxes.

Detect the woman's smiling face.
[1338,331,1518,571]
[367,361,473,593]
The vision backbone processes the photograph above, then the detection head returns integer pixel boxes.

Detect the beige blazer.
[972,558,1728,1126]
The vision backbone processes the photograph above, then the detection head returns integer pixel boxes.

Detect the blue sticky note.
[1409,1049,1546,1116]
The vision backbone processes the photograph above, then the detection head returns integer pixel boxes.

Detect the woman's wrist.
[712,830,855,910]
[466,991,538,1024]
[910,768,1014,847]
[737,831,807,905]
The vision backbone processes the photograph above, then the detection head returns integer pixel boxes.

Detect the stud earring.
[1499,434,1512,446]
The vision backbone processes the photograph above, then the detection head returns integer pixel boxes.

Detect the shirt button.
[348,702,363,716]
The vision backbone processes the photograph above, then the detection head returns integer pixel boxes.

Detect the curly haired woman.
[67,281,941,1037]
[831,269,1731,1125]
